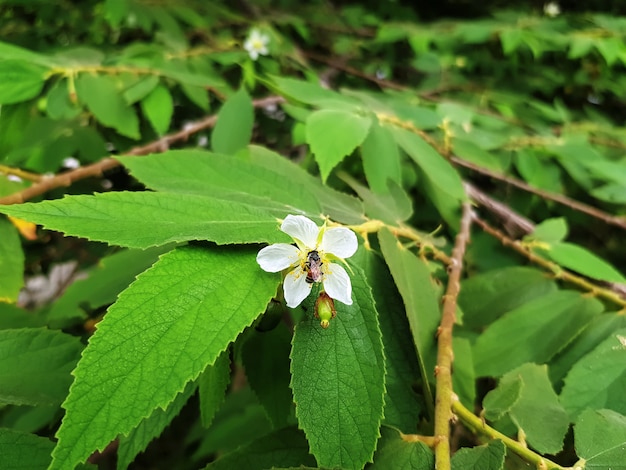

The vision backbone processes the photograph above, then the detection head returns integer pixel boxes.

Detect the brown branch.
[452,156,626,232]
[434,202,473,470]
[0,95,285,206]
[473,215,626,309]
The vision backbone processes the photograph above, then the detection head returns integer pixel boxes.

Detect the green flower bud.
[315,291,336,329]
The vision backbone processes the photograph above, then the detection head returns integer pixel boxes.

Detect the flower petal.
[281,215,319,249]
[284,268,312,308]
[256,244,300,272]
[320,227,358,259]
[323,263,352,305]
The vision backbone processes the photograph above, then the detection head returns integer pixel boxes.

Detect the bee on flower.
[256,215,358,308]
[244,28,270,61]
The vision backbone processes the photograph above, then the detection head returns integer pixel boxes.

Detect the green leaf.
[306,108,372,182]
[453,337,476,410]
[46,79,80,120]
[591,183,626,204]
[0,303,46,330]
[117,381,196,470]
[0,428,54,470]
[451,440,506,470]
[140,83,173,135]
[379,228,440,388]
[473,290,602,378]
[205,427,316,470]
[545,242,626,283]
[575,409,626,469]
[122,75,159,104]
[0,60,47,104]
[560,328,626,419]
[50,245,279,470]
[390,126,464,226]
[242,325,294,428]
[452,137,503,172]
[361,120,401,193]
[357,248,422,433]
[199,350,231,428]
[75,73,140,139]
[369,426,434,469]
[459,267,557,330]
[0,218,24,302]
[269,75,348,107]
[497,364,569,454]
[0,192,286,249]
[500,28,524,55]
[211,87,253,155]
[118,150,322,217]
[180,83,209,110]
[526,217,568,244]
[290,264,385,470]
[0,328,82,406]
[483,375,523,421]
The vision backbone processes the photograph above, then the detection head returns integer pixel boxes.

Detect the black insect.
[305,250,323,284]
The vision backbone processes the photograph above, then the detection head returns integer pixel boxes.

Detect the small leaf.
[0,217,24,302]
[526,217,568,244]
[0,192,287,249]
[205,427,316,470]
[483,375,523,421]
[379,228,440,386]
[546,242,626,283]
[46,79,80,120]
[0,328,82,406]
[290,264,385,470]
[75,73,140,139]
[50,245,279,470]
[575,409,626,468]
[451,439,505,470]
[591,183,626,204]
[140,83,173,135]
[117,382,197,470]
[452,137,502,172]
[211,88,254,155]
[360,120,401,193]
[181,83,209,110]
[560,328,626,419]
[123,75,159,104]
[0,428,54,470]
[306,108,372,182]
[473,290,602,378]
[370,426,434,469]
[0,60,47,104]
[199,350,231,428]
[452,337,476,411]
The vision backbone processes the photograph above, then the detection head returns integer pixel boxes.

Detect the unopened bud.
[315,291,336,329]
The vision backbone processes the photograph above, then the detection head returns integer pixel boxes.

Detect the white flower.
[257,215,358,308]
[62,157,80,169]
[244,29,270,60]
[544,2,560,17]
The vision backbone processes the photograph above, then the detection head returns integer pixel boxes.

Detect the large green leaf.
[544,242,626,283]
[75,73,140,139]
[290,264,385,470]
[198,350,231,428]
[306,108,372,182]
[140,83,173,135]
[117,382,197,470]
[0,192,287,248]
[369,426,433,469]
[0,328,82,406]
[575,409,626,469]
[473,290,602,378]
[50,245,279,470]
[357,248,422,433]
[211,87,254,155]
[378,228,440,387]
[487,364,569,454]
[560,328,626,419]
[0,218,24,302]
[205,427,316,470]
[0,429,55,470]
[451,439,506,470]
[458,266,557,330]
[0,60,47,104]
[360,120,402,193]
[118,150,322,217]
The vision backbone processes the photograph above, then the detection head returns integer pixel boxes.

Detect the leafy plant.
[1,1,626,469]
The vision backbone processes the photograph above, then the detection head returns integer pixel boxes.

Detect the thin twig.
[433,202,473,470]
[0,96,285,206]
[452,399,570,470]
[452,156,626,232]
[473,215,626,309]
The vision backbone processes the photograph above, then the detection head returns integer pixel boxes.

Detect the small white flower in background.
[244,28,270,60]
[62,157,80,169]
[7,174,22,183]
[257,214,358,308]
[544,2,560,17]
